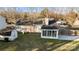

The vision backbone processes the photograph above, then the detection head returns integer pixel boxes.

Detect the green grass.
[0,32,79,51]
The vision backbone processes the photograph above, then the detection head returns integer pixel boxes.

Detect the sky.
[0,7,79,14]
[16,7,79,14]
[16,7,45,12]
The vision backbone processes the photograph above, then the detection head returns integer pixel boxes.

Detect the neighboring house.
[16,20,43,33]
[0,16,18,41]
[16,18,56,33]
[0,27,18,41]
[71,17,79,36]
[15,18,66,33]
[73,17,79,27]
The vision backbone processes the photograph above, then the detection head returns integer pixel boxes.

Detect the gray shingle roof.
[41,25,59,29]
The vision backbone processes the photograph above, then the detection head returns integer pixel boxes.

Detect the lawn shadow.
[0,33,77,51]
[40,39,72,51]
[71,45,79,51]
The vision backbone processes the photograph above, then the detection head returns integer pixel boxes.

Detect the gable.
[73,18,79,26]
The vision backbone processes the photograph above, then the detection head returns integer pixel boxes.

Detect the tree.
[40,8,49,18]
[64,10,78,26]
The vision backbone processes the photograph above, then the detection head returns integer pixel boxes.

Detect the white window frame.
[41,29,59,39]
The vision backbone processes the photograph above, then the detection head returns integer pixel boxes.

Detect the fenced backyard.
[0,32,79,51]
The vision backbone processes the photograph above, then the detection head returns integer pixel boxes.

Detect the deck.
[58,35,79,41]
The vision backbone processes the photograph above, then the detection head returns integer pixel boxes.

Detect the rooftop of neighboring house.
[16,20,33,25]
[16,19,43,25]
[0,26,14,36]
[73,17,79,27]
[33,20,43,25]
[16,18,56,25]
[16,17,79,29]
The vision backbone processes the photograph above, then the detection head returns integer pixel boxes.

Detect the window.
[52,31,57,37]
[54,31,57,37]
[52,31,54,37]
[47,31,51,36]
[42,30,46,36]
[42,30,58,39]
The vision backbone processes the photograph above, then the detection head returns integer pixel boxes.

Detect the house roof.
[16,19,43,25]
[71,17,79,29]
[16,20,33,25]
[73,18,79,26]
[33,20,43,25]
[49,20,57,25]
[0,26,14,36]
[41,25,59,29]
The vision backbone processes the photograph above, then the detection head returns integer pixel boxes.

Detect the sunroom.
[41,25,59,39]
[41,25,79,40]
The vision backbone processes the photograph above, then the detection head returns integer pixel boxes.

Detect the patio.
[58,35,79,41]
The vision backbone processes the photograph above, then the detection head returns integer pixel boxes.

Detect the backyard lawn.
[0,32,79,51]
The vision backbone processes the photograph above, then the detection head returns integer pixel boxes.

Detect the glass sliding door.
[42,30,46,36]
[51,30,57,38]
[47,31,51,37]
[41,29,58,39]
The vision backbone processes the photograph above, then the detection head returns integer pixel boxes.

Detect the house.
[16,18,56,33]
[73,17,79,27]
[71,17,79,36]
[41,25,79,40]
[41,25,59,39]
[16,19,43,33]
[41,24,70,39]
[41,17,79,40]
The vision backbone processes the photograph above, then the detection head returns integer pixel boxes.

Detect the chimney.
[44,17,49,25]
